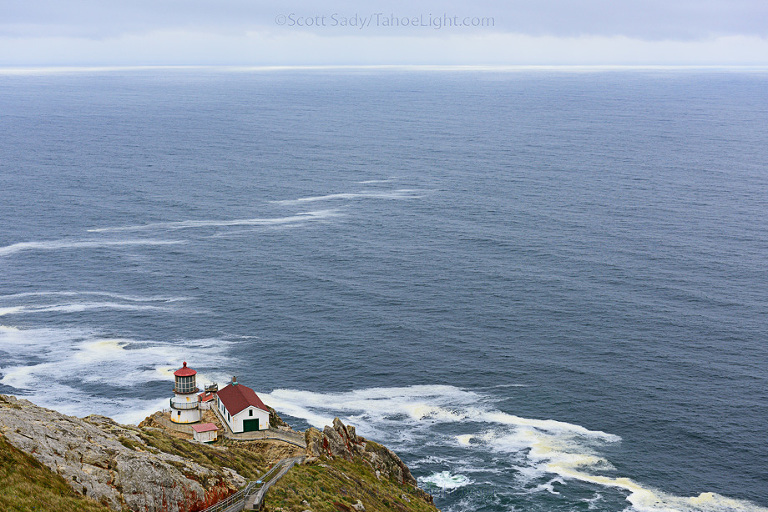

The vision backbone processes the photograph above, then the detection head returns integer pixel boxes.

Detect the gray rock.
[0,395,245,512]
[323,424,349,458]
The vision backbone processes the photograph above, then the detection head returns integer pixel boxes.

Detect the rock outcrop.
[306,417,418,487]
[0,395,244,512]
[0,397,436,512]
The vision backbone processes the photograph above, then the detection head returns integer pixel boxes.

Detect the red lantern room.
[173,361,198,394]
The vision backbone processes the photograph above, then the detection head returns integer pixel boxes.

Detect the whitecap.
[528,477,565,495]
[418,471,472,490]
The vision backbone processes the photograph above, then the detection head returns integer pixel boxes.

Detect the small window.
[249,409,253,416]
[177,411,181,416]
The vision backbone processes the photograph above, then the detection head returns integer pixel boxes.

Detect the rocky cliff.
[0,395,246,511]
[0,395,438,512]
[260,418,435,512]
[305,418,418,488]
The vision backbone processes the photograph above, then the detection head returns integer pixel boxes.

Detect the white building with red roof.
[192,423,218,443]
[216,377,270,433]
[198,390,217,410]
[170,362,202,424]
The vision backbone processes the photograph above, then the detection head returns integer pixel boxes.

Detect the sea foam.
[0,324,232,424]
[260,384,768,512]
[418,471,472,490]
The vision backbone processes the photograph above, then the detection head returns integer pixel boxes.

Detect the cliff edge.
[0,395,438,512]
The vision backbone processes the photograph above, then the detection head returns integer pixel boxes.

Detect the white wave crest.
[87,210,342,233]
[0,239,183,257]
[418,471,472,490]
[272,189,422,205]
[357,179,396,184]
[0,306,25,316]
[259,384,768,512]
[0,325,232,424]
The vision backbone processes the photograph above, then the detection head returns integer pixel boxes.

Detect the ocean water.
[1,68,767,512]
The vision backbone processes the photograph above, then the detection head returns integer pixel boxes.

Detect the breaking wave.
[262,385,768,512]
[418,471,472,491]
[0,324,232,424]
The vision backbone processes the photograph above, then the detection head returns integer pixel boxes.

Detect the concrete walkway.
[244,457,305,510]
[199,457,305,512]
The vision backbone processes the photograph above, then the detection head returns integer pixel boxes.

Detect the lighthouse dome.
[174,361,196,377]
[173,362,198,394]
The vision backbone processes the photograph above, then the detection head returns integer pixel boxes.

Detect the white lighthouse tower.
[170,362,202,424]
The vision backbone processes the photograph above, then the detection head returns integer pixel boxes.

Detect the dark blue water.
[1,69,767,512]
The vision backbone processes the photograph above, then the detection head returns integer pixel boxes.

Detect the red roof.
[174,362,197,377]
[217,382,269,415]
[192,423,218,433]
[199,391,216,402]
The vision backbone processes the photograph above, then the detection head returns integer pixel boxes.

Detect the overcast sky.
[2,0,767,66]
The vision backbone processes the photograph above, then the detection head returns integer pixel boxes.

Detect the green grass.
[136,428,270,480]
[0,434,117,512]
[263,457,438,512]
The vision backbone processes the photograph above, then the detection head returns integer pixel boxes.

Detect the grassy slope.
[2,417,434,512]
[0,434,115,512]
[264,457,438,512]
[133,428,272,480]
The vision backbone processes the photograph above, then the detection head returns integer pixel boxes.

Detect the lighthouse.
[170,362,202,424]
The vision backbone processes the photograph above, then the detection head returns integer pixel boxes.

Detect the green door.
[243,419,260,432]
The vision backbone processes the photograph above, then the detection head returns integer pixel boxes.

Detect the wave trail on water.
[357,179,397,184]
[0,292,196,317]
[0,291,189,303]
[87,210,342,233]
[262,385,768,512]
[0,302,192,316]
[271,189,422,205]
[0,239,184,257]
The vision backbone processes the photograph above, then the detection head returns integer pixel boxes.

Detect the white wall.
[232,406,270,432]
[171,392,201,423]
[170,407,201,423]
[217,398,269,432]
[194,430,217,443]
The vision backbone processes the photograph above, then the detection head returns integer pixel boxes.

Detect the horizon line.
[2,64,768,75]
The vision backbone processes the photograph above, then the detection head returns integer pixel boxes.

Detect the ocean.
[0,68,767,512]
